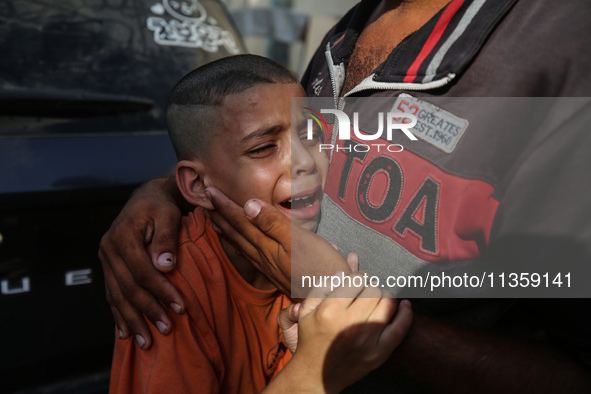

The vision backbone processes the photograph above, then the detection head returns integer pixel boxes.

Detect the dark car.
[0,1,243,392]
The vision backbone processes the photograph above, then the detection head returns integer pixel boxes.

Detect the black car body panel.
[0,1,243,392]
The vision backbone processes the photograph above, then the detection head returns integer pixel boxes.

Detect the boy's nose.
[290,138,316,177]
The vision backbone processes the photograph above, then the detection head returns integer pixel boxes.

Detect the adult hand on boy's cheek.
[99,177,186,347]
[205,187,351,298]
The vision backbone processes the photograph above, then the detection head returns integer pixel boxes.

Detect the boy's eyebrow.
[240,124,282,144]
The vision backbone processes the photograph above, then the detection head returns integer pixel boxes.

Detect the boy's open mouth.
[279,187,322,220]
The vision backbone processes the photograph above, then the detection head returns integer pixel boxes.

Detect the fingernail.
[157,253,175,267]
[205,188,212,199]
[170,302,183,314]
[211,223,221,234]
[135,334,146,349]
[402,299,412,309]
[118,328,125,339]
[156,321,168,334]
[244,200,261,219]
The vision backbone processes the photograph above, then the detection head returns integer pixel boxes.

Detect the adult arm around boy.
[99,182,352,345]
[99,176,186,345]
[100,177,591,392]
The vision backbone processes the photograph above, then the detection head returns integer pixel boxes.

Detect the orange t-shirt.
[109,208,292,394]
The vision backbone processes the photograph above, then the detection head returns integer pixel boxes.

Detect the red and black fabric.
[300,1,591,386]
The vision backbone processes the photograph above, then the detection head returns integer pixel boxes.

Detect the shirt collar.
[327,0,518,86]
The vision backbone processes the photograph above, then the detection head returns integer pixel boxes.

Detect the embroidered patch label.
[393,94,469,153]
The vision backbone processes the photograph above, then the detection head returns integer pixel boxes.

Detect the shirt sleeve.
[109,269,224,393]
[489,99,591,366]
[489,100,591,290]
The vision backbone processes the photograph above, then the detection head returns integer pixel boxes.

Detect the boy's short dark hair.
[166,54,299,160]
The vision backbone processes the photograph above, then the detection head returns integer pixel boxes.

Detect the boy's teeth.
[289,194,312,203]
[285,193,315,209]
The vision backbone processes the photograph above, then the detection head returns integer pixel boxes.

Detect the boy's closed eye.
[247,143,278,157]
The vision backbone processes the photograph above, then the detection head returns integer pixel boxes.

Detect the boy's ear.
[176,160,215,210]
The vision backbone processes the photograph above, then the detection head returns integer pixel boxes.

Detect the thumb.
[150,214,181,273]
[244,199,291,243]
[379,299,413,354]
[346,252,359,272]
[277,303,300,332]
[279,303,301,354]
[207,186,292,245]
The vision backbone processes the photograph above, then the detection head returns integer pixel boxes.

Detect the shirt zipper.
[324,48,455,152]
[343,73,456,97]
